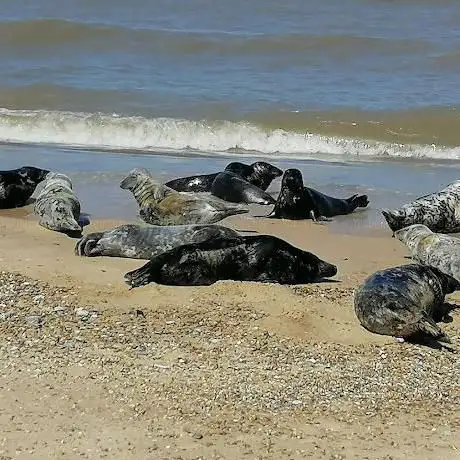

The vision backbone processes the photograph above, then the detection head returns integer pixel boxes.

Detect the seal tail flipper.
[75,232,104,256]
[348,194,369,209]
[415,317,451,344]
[125,260,156,288]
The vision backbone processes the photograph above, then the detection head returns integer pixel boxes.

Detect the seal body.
[165,161,282,193]
[269,169,368,220]
[210,171,276,205]
[75,223,240,259]
[120,168,248,226]
[396,224,460,283]
[124,234,337,287]
[34,172,82,234]
[0,166,49,209]
[354,264,458,344]
[382,181,460,233]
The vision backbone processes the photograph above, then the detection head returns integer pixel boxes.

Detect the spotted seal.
[268,168,369,221]
[34,172,83,235]
[0,166,49,209]
[210,171,276,205]
[124,234,337,287]
[164,161,283,193]
[120,168,248,225]
[395,224,460,283]
[354,264,458,345]
[75,223,240,259]
[382,180,460,234]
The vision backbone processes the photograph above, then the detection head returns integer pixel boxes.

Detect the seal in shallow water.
[268,168,369,221]
[210,171,276,205]
[75,223,240,259]
[124,234,337,287]
[354,264,458,345]
[34,172,83,235]
[120,168,248,225]
[382,180,460,234]
[164,161,283,193]
[0,166,49,209]
[395,224,460,283]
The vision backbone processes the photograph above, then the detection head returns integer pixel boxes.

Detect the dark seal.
[124,234,337,287]
[210,171,276,205]
[268,168,369,221]
[0,166,50,209]
[164,161,283,193]
[75,223,240,259]
[354,264,458,345]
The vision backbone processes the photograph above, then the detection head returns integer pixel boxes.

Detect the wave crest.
[0,108,457,160]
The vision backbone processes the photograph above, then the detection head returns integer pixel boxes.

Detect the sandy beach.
[0,209,459,460]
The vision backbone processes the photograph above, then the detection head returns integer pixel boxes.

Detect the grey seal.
[75,223,240,259]
[210,171,276,205]
[0,166,49,209]
[354,264,458,345]
[395,224,460,283]
[164,161,283,193]
[382,180,460,233]
[120,168,248,225]
[34,172,82,235]
[268,168,369,221]
[124,234,337,287]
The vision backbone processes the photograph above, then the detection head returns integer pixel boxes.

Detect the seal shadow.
[25,197,36,206]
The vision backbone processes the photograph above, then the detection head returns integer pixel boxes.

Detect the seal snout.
[318,260,338,279]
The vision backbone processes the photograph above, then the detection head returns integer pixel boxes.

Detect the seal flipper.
[75,232,104,256]
[347,194,369,210]
[412,316,451,344]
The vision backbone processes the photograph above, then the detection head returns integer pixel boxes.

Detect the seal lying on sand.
[75,223,240,259]
[210,171,276,205]
[268,168,368,221]
[396,224,460,283]
[354,264,458,345]
[165,161,283,193]
[34,172,82,235]
[124,234,337,287]
[120,168,248,225]
[382,180,460,234]
[0,166,49,209]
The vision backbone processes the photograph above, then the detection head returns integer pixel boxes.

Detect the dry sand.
[0,209,459,460]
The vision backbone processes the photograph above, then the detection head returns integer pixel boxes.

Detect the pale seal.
[120,168,248,225]
[124,234,337,287]
[0,166,49,209]
[354,264,458,345]
[268,168,369,221]
[75,223,240,259]
[382,180,460,233]
[34,172,82,235]
[210,171,276,205]
[164,161,283,193]
[395,224,460,283]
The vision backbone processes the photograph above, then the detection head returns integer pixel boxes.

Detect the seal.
[164,161,283,193]
[210,171,276,205]
[382,180,460,234]
[75,223,240,259]
[0,166,50,209]
[268,168,369,221]
[124,234,337,287]
[34,172,83,235]
[354,264,458,345]
[395,224,460,283]
[120,168,248,225]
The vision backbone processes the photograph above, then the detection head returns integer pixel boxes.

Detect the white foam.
[0,108,459,160]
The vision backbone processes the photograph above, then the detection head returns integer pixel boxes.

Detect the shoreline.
[0,211,459,459]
